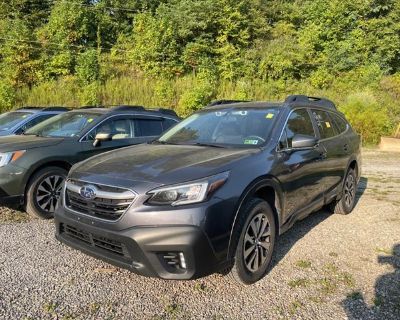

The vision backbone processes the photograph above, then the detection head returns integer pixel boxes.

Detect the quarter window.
[331,113,348,134]
[312,110,336,139]
[280,109,315,148]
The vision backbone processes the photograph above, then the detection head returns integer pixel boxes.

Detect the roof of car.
[15,106,69,113]
[205,95,337,111]
[68,106,179,118]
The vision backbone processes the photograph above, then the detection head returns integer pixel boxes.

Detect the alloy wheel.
[243,213,271,273]
[36,175,64,213]
[344,174,355,207]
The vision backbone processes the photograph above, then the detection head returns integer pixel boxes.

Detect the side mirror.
[93,133,112,147]
[291,134,318,149]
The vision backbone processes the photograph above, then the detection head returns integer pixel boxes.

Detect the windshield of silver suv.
[158,107,280,147]
[25,111,101,138]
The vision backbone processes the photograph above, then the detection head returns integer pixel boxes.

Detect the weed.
[347,291,363,300]
[295,260,312,268]
[288,278,311,288]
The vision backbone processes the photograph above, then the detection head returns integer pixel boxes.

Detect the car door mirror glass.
[93,133,112,147]
[291,134,318,149]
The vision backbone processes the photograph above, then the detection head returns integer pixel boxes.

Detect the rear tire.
[330,168,357,215]
[25,167,67,219]
[228,198,276,285]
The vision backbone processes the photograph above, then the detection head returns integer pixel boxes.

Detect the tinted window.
[26,112,101,138]
[163,118,178,131]
[331,113,348,134]
[312,110,336,139]
[18,114,55,133]
[87,118,133,140]
[158,108,280,147]
[136,119,163,137]
[281,109,315,148]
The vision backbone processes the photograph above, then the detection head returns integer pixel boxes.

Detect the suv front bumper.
[54,208,223,280]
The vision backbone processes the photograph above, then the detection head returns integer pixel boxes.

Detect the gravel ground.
[0,149,399,320]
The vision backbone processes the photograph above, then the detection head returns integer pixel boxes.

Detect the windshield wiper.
[189,142,225,148]
[151,140,180,145]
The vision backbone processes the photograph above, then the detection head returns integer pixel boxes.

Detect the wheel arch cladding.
[349,159,358,178]
[227,177,283,259]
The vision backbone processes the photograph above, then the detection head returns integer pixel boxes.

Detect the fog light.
[179,252,187,269]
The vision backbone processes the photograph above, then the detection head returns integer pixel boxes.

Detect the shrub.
[0,80,16,111]
[340,92,392,144]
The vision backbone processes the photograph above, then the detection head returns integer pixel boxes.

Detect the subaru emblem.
[79,185,97,200]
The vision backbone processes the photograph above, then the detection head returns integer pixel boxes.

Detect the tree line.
[0,0,399,143]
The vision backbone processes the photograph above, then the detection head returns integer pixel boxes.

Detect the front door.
[274,108,326,223]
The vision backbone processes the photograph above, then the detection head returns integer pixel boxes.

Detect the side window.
[163,118,178,131]
[135,118,163,137]
[312,110,336,139]
[283,109,315,148]
[16,114,54,133]
[87,118,133,141]
[331,113,348,134]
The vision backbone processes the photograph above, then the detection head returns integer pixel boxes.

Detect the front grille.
[60,223,129,257]
[64,179,136,221]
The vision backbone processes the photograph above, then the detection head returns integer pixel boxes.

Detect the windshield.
[158,108,280,147]
[0,111,33,131]
[25,112,101,138]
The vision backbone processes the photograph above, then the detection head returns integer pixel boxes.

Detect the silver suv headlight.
[147,171,229,206]
[0,150,26,167]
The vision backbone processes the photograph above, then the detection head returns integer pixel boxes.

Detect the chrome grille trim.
[64,179,136,221]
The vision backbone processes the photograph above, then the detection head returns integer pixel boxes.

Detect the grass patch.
[375,247,394,255]
[347,291,363,300]
[295,259,312,268]
[288,278,311,288]
[288,300,304,315]
[308,296,324,303]
[323,263,339,274]
[164,303,182,318]
[193,282,207,292]
[0,209,31,223]
[329,252,338,257]
[318,277,338,295]
[43,301,58,314]
[339,272,356,288]
[373,296,383,307]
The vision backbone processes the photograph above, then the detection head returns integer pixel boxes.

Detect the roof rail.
[285,95,336,109]
[42,106,70,112]
[149,108,178,117]
[80,105,104,109]
[207,99,250,107]
[17,106,43,110]
[112,105,146,111]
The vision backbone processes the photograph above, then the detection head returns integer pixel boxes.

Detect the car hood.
[71,144,258,187]
[0,135,64,152]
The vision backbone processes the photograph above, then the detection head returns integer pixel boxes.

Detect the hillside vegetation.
[1,0,400,143]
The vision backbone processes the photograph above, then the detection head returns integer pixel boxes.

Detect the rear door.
[134,116,165,143]
[276,108,327,221]
[311,109,351,197]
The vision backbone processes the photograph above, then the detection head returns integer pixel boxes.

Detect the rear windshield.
[0,111,33,131]
[158,108,280,147]
[25,112,101,138]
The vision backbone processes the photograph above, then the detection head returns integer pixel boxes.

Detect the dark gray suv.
[55,95,361,284]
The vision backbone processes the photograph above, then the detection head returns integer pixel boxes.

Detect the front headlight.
[147,171,230,206]
[0,150,26,168]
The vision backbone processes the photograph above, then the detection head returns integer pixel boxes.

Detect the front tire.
[330,168,357,215]
[228,198,276,285]
[26,167,67,219]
